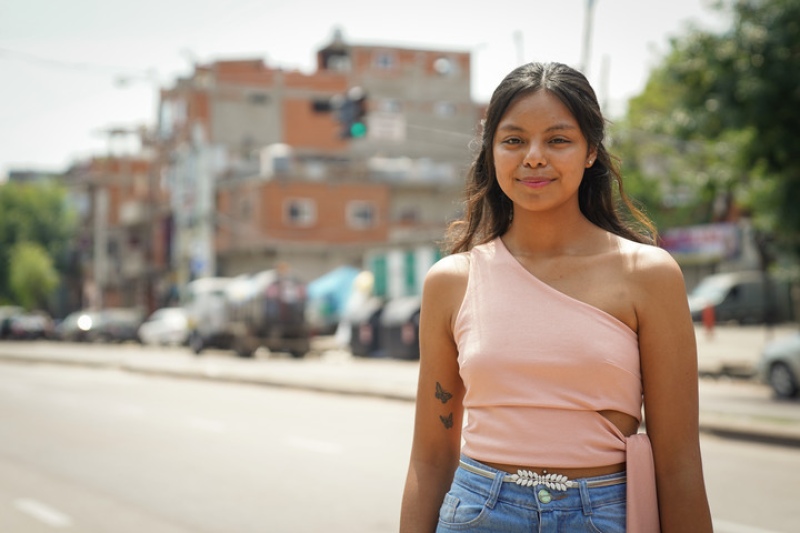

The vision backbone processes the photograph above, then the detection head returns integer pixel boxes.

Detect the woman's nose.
[522,144,546,167]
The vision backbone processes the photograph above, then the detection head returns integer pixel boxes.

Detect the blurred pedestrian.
[400,62,712,532]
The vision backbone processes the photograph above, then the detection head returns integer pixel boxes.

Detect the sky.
[0,0,730,178]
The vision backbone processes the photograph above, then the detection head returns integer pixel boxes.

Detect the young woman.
[400,62,712,532]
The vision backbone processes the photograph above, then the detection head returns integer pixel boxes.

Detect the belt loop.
[579,479,593,516]
[485,470,504,510]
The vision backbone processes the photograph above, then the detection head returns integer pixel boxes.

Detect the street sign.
[366,112,406,142]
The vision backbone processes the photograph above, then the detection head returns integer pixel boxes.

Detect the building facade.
[59,32,484,314]
[62,156,170,312]
[155,32,481,298]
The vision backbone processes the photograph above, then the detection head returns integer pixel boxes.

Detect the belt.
[459,460,626,492]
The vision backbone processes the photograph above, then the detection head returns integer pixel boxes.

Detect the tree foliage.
[615,0,800,253]
[0,181,76,307]
[666,0,800,243]
[8,242,59,310]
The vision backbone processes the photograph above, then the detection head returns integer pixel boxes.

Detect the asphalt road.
[1,362,799,532]
[0,363,411,533]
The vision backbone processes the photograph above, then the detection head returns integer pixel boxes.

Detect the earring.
[586,159,594,167]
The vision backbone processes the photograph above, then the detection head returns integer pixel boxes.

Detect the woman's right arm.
[400,254,468,533]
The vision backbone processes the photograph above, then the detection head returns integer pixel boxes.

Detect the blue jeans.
[436,455,626,532]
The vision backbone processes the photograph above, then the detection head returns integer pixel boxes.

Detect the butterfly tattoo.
[435,382,453,404]
[439,412,454,429]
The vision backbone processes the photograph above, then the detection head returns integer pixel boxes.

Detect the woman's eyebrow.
[496,122,579,133]
[545,123,579,132]
[496,123,525,132]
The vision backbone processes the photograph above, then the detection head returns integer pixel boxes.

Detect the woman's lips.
[517,177,553,189]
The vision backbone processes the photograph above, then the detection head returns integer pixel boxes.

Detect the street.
[0,357,798,532]
[0,362,411,533]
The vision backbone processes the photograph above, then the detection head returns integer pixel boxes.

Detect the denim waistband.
[455,455,626,513]
[459,458,626,490]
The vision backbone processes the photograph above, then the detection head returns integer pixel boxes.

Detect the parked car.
[91,308,144,343]
[54,310,102,342]
[0,305,24,339]
[5,312,53,340]
[138,307,189,346]
[758,331,800,398]
[55,308,143,343]
[688,271,794,325]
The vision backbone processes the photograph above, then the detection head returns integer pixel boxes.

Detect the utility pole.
[513,30,524,66]
[581,0,597,77]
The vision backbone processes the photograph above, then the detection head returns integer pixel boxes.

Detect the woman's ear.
[585,147,598,168]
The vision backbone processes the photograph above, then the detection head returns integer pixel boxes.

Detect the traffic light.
[311,87,368,139]
[338,87,368,139]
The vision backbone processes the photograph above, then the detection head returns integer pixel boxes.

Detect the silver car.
[758,331,800,398]
[138,307,189,346]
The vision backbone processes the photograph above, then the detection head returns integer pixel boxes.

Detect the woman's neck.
[502,209,605,258]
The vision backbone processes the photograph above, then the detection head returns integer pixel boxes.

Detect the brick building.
[157,31,482,292]
[62,32,484,314]
[62,155,170,312]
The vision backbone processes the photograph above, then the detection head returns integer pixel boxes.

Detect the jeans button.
[537,488,552,504]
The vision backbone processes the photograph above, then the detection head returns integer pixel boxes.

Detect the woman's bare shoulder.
[425,252,470,282]
[422,252,470,304]
[617,238,687,299]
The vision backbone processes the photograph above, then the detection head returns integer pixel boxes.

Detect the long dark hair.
[447,62,655,253]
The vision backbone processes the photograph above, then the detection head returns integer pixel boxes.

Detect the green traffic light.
[350,122,367,138]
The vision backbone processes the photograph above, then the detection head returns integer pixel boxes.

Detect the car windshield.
[690,278,729,302]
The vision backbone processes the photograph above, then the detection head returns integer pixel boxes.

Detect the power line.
[0,46,154,78]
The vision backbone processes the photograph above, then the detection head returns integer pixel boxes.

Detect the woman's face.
[492,90,596,216]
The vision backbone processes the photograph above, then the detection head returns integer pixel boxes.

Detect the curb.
[2,351,800,447]
[0,351,418,402]
[698,412,800,448]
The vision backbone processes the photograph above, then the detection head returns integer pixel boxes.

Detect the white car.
[138,307,190,346]
[758,331,800,398]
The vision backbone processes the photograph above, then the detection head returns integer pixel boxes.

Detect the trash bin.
[348,297,385,357]
[379,295,421,360]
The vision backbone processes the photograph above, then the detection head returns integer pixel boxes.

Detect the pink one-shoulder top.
[454,238,659,532]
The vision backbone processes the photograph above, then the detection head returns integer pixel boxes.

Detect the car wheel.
[768,362,799,399]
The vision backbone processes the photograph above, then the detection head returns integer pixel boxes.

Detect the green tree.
[8,242,59,310]
[0,180,76,305]
[650,0,800,249]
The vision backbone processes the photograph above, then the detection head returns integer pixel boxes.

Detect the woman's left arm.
[634,246,713,533]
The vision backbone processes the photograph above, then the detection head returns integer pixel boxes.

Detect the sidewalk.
[1,325,799,446]
[694,323,798,377]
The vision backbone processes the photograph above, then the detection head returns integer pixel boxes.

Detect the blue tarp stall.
[306,266,360,334]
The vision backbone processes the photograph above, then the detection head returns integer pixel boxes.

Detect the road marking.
[186,417,225,432]
[713,519,783,533]
[284,436,343,455]
[13,498,73,528]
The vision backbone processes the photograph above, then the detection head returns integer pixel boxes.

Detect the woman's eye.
[550,137,570,144]
[502,138,522,145]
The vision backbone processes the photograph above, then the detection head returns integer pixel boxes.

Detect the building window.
[399,207,419,224]
[326,54,352,72]
[433,56,457,76]
[373,51,396,70]
[347,201,377,229]
[284,198,316,227]
[434,101,457,117]
[247,92,270,105]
